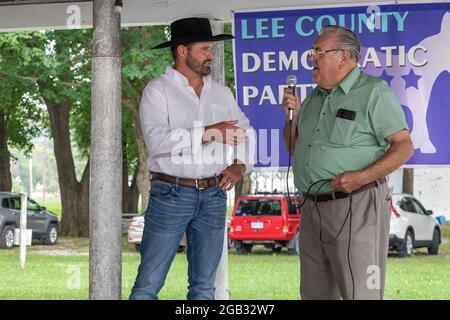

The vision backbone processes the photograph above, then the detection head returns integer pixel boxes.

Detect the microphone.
[286,74,297,121]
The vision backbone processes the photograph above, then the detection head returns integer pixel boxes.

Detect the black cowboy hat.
[152,17,234,49]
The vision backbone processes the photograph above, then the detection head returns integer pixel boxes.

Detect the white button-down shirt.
[140,67,255,179]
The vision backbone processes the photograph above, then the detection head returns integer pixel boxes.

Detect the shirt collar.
[316,66,360,96]
[338,65,360,95]
[165,66,189,87]
[165,66,211,90]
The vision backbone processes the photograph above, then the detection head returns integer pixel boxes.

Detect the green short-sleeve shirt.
[293,66,408,193]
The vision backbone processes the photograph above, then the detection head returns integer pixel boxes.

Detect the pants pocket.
[150,180,175,198]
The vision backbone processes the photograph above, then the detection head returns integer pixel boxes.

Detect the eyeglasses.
[308,48,341,59]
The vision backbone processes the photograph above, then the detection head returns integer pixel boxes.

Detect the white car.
[127,215,187,252]
[389,193,441,257]
[127,215,145,252]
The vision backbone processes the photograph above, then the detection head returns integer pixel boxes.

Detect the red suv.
[228,193,301,255]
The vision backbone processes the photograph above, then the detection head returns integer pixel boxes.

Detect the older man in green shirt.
[282,25,414,300]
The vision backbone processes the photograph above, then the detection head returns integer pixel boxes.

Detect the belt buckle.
[195,179,205,190]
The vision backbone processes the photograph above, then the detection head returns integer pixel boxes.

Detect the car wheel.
[236,243,252,255]
[428,229,440,255]
[398,230,414,257]
[135,244,141,252]
[0,226,15,249]
[43,224,58,245]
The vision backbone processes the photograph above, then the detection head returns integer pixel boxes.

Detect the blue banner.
[233,3,450,167]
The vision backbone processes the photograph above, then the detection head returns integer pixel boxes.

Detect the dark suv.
[0,192,59,249]
[228,193,301,255]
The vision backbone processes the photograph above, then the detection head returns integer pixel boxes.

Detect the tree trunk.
[135,133,150,212]
[46,99,89,236]
[125,101,150,213]
[0,111,12,192]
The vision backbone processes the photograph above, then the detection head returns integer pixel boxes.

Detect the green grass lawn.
[0,224,449,300]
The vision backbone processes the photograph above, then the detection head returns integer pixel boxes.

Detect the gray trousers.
[299,181,391,300]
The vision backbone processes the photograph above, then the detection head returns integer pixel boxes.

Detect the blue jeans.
[129,178,227,300]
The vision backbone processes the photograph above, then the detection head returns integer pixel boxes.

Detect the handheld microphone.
[286,74,297,121]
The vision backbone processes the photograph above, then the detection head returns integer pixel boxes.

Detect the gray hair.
[319,25,360,62]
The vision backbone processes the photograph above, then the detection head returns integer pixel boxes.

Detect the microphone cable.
[285,110,355,300]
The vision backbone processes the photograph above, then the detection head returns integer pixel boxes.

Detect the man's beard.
[187,53,211,76]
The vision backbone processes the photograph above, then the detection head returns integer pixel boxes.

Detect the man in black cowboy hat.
[129,17,254,300]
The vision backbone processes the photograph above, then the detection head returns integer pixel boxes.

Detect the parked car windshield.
[27,199,41,211]
[235,199,282,216]
[409,198,427,215]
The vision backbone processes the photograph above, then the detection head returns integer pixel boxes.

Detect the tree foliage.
[0,32,46,157]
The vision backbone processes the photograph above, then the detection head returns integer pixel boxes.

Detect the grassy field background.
[0,223,449,300]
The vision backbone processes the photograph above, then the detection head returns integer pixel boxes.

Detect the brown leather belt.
[151,172,222,189]
[306,177,387,203]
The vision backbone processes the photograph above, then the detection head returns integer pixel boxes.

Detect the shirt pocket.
[329,116,356,146]
[211,103,232,123]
